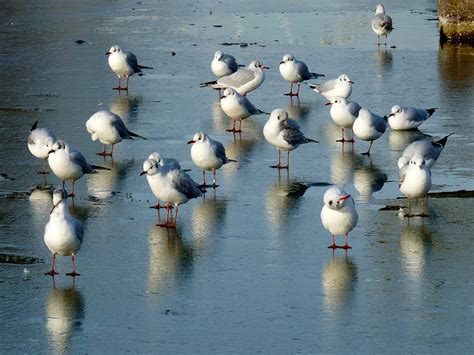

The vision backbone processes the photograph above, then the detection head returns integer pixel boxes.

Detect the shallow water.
[1,0,473,353]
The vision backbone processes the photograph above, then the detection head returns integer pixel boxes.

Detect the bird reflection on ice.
[322,255,357,313]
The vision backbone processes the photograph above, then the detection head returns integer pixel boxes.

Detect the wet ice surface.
[1,0,473,353]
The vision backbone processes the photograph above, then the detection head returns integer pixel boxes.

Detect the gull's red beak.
[187,140,196,144]
[263,66,270,69]
[339,194,351,201]
[348,80,354,84]
[140,171,147,176]
[219,96,226,100]
[325,102,332,106]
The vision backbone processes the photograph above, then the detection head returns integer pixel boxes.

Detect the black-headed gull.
[140,159,204,228]
[28,121,56,175]
[188,131,235,188]
[211,50,239,78]
[320,186,358,249]
[399,155,432,217]
[372,4,394,46]
[48,140,109,197]
[387,106,437,131]
[263,108,318,169]
[352,108,387,156]
[106,45,153,91]
[219,87,268,132]
[309,74,353,100]
[86,110,146,157]
[44,189,84,276]
[201,60,269,95]
[326,96,361,143]
[279,53,324,97]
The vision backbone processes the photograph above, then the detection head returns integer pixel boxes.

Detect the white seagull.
[188,131,235,188]
[201,60,269,95]
[28,121,56,175]
[140,159,204,228]
[48,140,109,197]
[320,186,358,249]
[106,45,153,91]
[263,108,318,169]
[326,96,361,143]
[372,4,394,46]
[44,189,84,277]
[308,74,354,100]
[211,50,239,78]
[86,110,146,156]
[279,53,324,97]
[387,105,437,131]
[352,108,387,156]
[219,87,268,132]
[399,155,432,217]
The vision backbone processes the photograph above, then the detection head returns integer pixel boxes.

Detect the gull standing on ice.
[279,53,324,97]
[140,159,204,228]
[188,131,235,188]
[372,4,394,46]
[106,45,153,91]
[309,74,353,100]
[263,108,318,169]
[326,97,361,143]
[398,134,452,181]
[28,121,56,175]
[44,189,84,277]
[48,140,109,197]
[201,60,269,95]
[320,186,358,249]
[211,51,239,78]
[219,87,268,132]
[352,108,387,156]
[399,155,432,217]
[387,105,437,131]
[86,110,146,157]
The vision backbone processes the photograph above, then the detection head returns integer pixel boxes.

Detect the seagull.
[387,106,437,131]
[325,96,361,143]
[27,121,56,175]
[44,189,84,277]
[372,4,394,46]
[106,45,153,91]
[219,87,268,132]
[140,159,204,228]
[201,60,269,95]
[352,108,387,156]
[398,134,452,181]
[146,152,186,210]
[188,131,236,187]
[279,53,324,97]
[211,50,239,78]
[48,140,109,197]
[263,108,318,169]
[86,110,147,157]
[308,74,353,100]
[320,186,358,249]
[399,155,432,217]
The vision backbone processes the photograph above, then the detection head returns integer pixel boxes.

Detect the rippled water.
[1,0,473,353]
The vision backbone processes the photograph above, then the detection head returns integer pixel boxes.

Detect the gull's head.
[338,74,354,84]
[280,53,295,64]
[188,131,207,145]
[51,189,67,213]
[106,45,121,56]
[214,50,223,60]
[148,152,163,164]
[398,156,409,169]
[390,105,401,116]
[140,159,158,176]
[324,186,353,210]
[270,108,288,124]
[250,60,270,70]
[375,4,385,14]
[43,136,55,151]
[326,96,347,106]
[410,155,426,169]
[48,140,66,155]
[221,87,236,100]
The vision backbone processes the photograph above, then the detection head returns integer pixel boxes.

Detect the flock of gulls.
[21,4,452,276]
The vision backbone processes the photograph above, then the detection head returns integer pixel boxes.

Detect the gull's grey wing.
[348,102,362,117]
[170,170,202,199]
[373,116,387,134]
[313,78,337,93]
[110,114,132,139]
[125,51,141,73]
[72,219,84,243]
[373,14,393,31]
[217,67,255,88]
[224,54,239,73]
[213,140,228,163]
[282,127,308,146]
[69,150,95,174]
[295,60,312,81]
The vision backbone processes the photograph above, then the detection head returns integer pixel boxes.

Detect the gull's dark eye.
[329,200,333,206]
